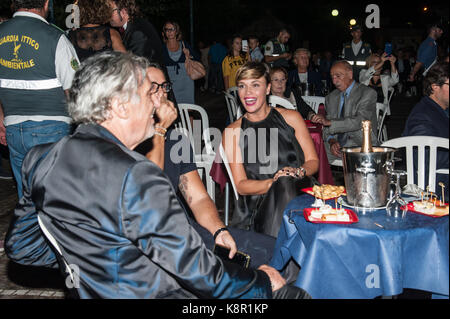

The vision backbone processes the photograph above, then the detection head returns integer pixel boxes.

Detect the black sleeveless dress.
[230,108,312,237]
[68,25,113,62]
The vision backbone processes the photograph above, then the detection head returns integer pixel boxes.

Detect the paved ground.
[0,87,423,299]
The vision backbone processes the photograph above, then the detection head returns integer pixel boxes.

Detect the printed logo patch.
[70,57,79,71]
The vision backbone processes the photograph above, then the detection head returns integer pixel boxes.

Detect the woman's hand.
[273,167,304,181]
[154,95,178,129]
[183,47,191,59]
[388,54,396,64]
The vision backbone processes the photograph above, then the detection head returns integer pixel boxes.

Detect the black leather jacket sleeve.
[120,161,272,299]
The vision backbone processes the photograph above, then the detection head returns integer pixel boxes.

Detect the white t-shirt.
[298,72,308,83]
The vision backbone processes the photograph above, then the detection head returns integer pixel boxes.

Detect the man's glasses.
[164,28,176,32]
[149,82,172,94]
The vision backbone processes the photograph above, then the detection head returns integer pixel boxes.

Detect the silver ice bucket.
[342,147,396,208]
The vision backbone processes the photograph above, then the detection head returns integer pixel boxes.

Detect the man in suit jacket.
[403,62,449,200]
[109,0,179,109]
[109,0,164,66]
[4,52,290,299]
[311,60,378,162]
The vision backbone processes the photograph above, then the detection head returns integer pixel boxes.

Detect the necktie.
[337,92,347,146]
[339,92,347,118]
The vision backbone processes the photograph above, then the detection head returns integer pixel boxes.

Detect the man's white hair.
[68,51,150,124]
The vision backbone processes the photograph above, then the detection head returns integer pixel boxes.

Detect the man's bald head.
[330,60,354,92]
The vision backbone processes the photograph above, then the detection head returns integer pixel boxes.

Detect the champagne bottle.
[361,120,373,153]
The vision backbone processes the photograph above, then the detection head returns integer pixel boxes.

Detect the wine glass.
[386,170,408,219]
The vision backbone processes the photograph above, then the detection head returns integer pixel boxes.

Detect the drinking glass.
[386,170,408,219]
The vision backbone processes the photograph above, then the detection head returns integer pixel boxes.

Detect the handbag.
[183,42,206,80]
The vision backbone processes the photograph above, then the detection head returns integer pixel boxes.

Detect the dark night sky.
[1,0,448,53]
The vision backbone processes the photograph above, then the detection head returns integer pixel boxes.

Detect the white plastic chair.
[218,144,240,226]
[268,95,296,110]
[177,103,216,202]
[376,102,388,143]
[381,136,449,192]
[219,143,239,201]
[301,96,325,113]
[388,87,395,104]
[329,158,343,167]
[37,214,79,297]
[227,86,239,99]
[224,91,240,123]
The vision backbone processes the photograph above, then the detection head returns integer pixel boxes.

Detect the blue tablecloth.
[269,194,449,299]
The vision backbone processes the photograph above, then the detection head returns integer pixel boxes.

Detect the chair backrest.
[388,87,395,104]
[381,136,449,192]
[219,143,239,200]
[227,86,239,99]
[376,103,388,142]
[37,214,79,294]
[268,95,296,110]
[301,96,325,113]
[177,103,214,156]
[224,92,239,123]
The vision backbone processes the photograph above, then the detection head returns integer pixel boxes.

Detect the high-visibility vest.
[0,16,69,117]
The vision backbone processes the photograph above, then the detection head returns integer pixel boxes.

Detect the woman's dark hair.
[77,0,112,26]
[227,34,247,59]
[423,62,449,96]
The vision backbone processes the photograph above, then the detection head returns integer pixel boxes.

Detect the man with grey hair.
[287,48,323,97]
[311,60,378,162]
[5,51,303,299]
[0,0,79,197]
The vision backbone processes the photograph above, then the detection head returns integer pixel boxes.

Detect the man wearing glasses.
[5,52,310,299]
[137,64,279,271]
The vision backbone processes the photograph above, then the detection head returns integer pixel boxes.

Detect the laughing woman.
[222,62,319,237]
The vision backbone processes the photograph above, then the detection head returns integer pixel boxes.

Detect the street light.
[350,19,357,25]
[332,9,339,17]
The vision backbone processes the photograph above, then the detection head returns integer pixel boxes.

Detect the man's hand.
[0,123,6,146]
[310,114,331,126]
[215,230,237,259]
[257,264,286,292]
[329,139,342,157]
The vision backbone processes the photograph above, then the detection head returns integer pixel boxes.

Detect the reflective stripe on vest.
[0,78,62,90]
[346,61,366,66]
